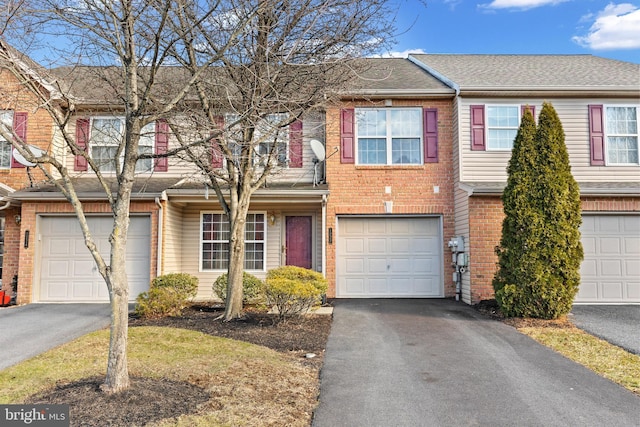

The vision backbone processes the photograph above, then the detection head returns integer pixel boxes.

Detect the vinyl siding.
[175,202,323,300]
[163,202,184,274]
[64,113,324,184]
[459,98,640,183]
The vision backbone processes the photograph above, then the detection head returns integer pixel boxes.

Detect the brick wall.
[16,200,159,304]
[466,195,640,304]
[325,99,456,298]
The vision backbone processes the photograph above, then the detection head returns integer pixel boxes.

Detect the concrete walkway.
[0,304,111,371]
[313,299,640,427]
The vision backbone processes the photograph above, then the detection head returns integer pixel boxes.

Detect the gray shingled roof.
[346,58,454,96]
[410,54,640,92]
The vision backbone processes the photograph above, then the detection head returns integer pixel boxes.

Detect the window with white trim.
[487,105,520,150]
[201,212,265,271]
[0,111,14,169]
[356,108,422,165]
[606,106,639,164]
[225,113,289,167]
[90,117,154,172]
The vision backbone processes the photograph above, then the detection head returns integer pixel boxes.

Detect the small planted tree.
[493,103,583,319]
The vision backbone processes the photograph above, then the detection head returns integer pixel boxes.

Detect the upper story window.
[486,105,520,150]
[0,111,14,169]
[224,113,291,168]
[589,104,639,166]
[89,118,154,172]
[200,212,266,271]
[356,108,423,165]
[606,106,638,164]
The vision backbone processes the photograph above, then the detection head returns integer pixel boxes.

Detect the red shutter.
[10,112,28,168]
[211,115,224,168]
[470,105,486,151]
[288,120,303,168]
[589,105,605,166]
[521,105,535,120]
[423,108,438,163]
[154,119,169,172]
[340,108,355,164]
[75,118,90,171]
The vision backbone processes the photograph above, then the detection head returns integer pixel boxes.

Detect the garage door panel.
[337,217,443,298]
[39,216,151,302]
[577,214,640,303]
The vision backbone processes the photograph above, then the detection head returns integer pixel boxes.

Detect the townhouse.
[1,46,638,306]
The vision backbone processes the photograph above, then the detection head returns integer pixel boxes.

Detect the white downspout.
[154,191,167,277]
[321,194,327,277]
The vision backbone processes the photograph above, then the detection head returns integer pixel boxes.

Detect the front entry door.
[285,216,312,269]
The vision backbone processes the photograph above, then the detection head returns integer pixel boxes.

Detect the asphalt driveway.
[571,305,640,355]
[313,299,640,427]
[0,304,111,371]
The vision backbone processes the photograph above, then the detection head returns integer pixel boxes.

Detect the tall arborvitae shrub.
[493,102,583,319]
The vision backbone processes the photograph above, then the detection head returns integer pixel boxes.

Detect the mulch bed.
[24,304,333,426]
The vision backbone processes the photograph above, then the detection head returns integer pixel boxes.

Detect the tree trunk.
[224,200,250,320]
[101,275,130,393]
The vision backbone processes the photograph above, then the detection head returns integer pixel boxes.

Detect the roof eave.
[341,89,456,99]
[458,87,640,98]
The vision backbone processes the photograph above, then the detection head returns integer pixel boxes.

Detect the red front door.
[286,216,312,269]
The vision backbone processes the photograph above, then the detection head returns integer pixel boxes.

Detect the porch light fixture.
[268,212,276,226]
[14,215,21,225]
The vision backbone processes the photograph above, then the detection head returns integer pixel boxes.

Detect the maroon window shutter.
[423,108,438,163]
[10,112,28,168]
[521,105,535,120]
[75,118,90,171]
[289,120,303,168]
[470,105,486,151]
[340,108,355,164]
[211,115,224,168]
[154,120,169,172]
[589,105,605,166]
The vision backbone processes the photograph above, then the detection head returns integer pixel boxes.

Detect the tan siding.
[176,203,322,300]
[163,202,184,274]
[459,98,640,183]
[454,188,472,304]
[64,113,324,183]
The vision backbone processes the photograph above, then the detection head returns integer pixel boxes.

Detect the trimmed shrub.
[135,273,199,318]
[493,103,583,319]
[212,272,264,303]
[264,266,327,319]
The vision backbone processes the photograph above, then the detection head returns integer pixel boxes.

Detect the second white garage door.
[38,216,151,302]
[576,214,640,303]
[337,216,443,298]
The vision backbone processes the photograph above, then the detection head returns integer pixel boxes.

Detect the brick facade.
[15,201,160,304]
[465,195,640,304]
[325,99,456,298]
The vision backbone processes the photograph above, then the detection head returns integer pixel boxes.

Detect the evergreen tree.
[493,103,583,319]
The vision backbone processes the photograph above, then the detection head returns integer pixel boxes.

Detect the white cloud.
[573,3,640,50]
[373,48,428,58]
[480,0,569,11]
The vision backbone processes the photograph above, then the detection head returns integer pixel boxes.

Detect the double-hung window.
[486,105,520,150]
[356,108,422,165]
[90,118,155,172]
[201,212,265,271]
[225,113,289,167]
[606,106,638,164]
[0,111,14,169]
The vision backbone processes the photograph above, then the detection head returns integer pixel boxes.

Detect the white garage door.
[576,215,640,303]
[39,216,151,302]
[337,217,443,298]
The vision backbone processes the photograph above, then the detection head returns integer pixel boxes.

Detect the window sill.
[354,165,427,170]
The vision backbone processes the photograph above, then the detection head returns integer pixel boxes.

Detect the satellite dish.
[309,139,325,162]
[12,145,46,167]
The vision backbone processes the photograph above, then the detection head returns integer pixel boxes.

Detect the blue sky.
[385,0,640,63]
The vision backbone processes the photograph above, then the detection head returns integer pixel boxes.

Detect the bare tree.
[0,0,252,393]
[171,0,395,320]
